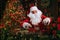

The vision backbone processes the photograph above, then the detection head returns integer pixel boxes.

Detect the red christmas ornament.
[57,17,60,23]
[52,30,56,36]
[57,24,60,30]
[52,23,56,27]
[0,24,5,29]
[57,17,60,30]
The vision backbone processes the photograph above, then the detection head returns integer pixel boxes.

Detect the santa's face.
[28,10,42,25]
[28,6,42,25]
[31,10,37,14]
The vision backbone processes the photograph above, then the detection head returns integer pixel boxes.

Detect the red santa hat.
[30,6,38,12]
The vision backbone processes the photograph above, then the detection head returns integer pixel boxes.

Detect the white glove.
[43,18,50,25]
[23,22,32,29]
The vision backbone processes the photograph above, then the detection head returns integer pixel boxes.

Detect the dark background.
[58,2,60,16]
[0,0,7,19]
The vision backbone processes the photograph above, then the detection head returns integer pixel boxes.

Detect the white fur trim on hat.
[30,6,38,12]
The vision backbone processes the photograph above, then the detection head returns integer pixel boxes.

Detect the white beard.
[27,10,42,25]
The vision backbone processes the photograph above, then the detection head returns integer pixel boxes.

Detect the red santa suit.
[21,6,52,32]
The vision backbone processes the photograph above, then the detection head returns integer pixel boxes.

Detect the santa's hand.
[43,18,50,25]
[23,22,32,29]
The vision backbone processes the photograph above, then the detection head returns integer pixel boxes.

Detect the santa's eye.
[32,11,35,14]
[32,10,37,14]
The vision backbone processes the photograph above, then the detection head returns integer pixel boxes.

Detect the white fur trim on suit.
[43,18,51,25]
[23,22,32,28]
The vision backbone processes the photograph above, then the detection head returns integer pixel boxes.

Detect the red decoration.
[52,23,56,27]
[57,24,60,30]
[57,17,60,23]
[0,24,5,29]
[52,30,56,36]
[57,17,60,30]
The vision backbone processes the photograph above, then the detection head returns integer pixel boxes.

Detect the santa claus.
[21,6,52,32]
